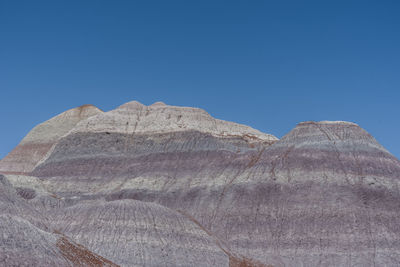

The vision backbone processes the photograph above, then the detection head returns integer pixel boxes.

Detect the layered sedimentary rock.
[31,101,276,199]
[1,171,231,266]
[50,199,230,267]
[2,100,400,267]
[0,104,102,174]
[69,101,276,142]
[27,102,278,266]
[0,215,118,267]
[0,174,48,230]
[0,174,117,266]
[202,121,400,266]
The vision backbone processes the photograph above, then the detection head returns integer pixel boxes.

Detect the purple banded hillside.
[1,100,399,267]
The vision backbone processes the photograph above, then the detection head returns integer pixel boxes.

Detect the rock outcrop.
[1,101,400,267]
[50,199,230,267]
[0,174,118,266]
[70,101,276,142]
[201,120,400,266]
[0,104,102,174]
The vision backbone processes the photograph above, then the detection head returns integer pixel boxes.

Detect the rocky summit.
[1,101,400,267]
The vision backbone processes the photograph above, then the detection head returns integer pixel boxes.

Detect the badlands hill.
[1,101,400,267]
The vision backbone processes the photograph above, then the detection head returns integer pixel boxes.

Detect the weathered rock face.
[0,215,118,267]
[0,174,118,266]
[1,172,231,267]
[0,104,102,174]
[50,199,230,267]
[69,101,276,142]
[2,101,400,267]
[202,121,400,266]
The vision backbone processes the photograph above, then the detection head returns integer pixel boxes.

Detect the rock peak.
[3,101,400,267]
[0,105,103,174]
[150,101,167,107]
[298,120,358,126]
[274,119,389,154]
[78,104,97,109]
[71,100,278,142]
[117,100,145,110]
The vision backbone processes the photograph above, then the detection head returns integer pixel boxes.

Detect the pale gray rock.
[70,100,277,143]
[3,174,67,211]
[2,101,400,267]
[0,214,117,267]
[0,174,48,231]
[50,199,230,267]
[203,121,400,266]
[0,104,102,174]
[0,174,118,266]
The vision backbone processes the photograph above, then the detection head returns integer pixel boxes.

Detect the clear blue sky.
[1,1,400,159]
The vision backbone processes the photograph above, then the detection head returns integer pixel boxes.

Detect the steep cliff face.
[1,101,400,267]
[0,104,102,174]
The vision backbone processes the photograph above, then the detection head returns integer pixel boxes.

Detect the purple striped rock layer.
[2,101,400,267]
